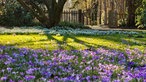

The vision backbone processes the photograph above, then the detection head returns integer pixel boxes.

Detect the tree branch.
[42,0,50,12]
[28,1,45,16]
[17,0,49,24]
[17,0,38,17]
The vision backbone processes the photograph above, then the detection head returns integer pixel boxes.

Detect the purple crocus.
[113,79,120,82]
[127,61,136,68]
[7,67,12,72]
[101,76,110,82]
[0,76,7,81]
[25,75,35,81]
[26,68,34,74]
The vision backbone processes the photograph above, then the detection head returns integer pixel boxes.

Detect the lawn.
[0,27,146,81]
[0,33,146,51]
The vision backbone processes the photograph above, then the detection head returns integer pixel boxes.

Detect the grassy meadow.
[0,27,146,81]
[0,33,145,51]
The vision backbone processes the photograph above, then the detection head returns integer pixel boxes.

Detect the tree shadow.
[2,33,145,51]
[44,34,125,51]
[96,34,146,46]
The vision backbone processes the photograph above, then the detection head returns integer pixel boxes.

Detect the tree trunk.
[127,11,136,28]
[41,0,67,28]
[127,0,136,28]
[46,9,63,28]
[104,0,108,25]
[126,0,142,28]
[99,0,102,24]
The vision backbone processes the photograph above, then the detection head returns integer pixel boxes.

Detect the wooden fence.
[61,10,83,24]
[61,9,98,25]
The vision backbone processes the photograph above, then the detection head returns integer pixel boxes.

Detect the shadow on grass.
[45,34,126,51]
[2,33,145,51]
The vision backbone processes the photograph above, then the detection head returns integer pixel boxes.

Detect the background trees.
[0,0,146,29]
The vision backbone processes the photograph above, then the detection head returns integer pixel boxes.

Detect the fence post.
[78,9,84,24]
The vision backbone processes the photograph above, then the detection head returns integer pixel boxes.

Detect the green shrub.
[118,19,127,28]
[58,21,90,29]
[136,1,146,29]
[0,0,35,27]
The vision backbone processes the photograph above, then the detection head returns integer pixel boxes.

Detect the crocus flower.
[0,76,7,81]
[25,75,35,81]
[7,67,12,72]
[26,68,34,74]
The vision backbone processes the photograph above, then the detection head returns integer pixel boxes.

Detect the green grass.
[0,33,146,51]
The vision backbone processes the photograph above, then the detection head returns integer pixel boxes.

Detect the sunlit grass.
[0,33,145,51]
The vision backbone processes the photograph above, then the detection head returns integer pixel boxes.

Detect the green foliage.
[136,0,146,29]
[0,0,34,26]
[58,21,90,29]
[118,19,127,28]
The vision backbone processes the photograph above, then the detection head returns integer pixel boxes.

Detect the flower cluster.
[0,26,140,35]
[0,45,146,81]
